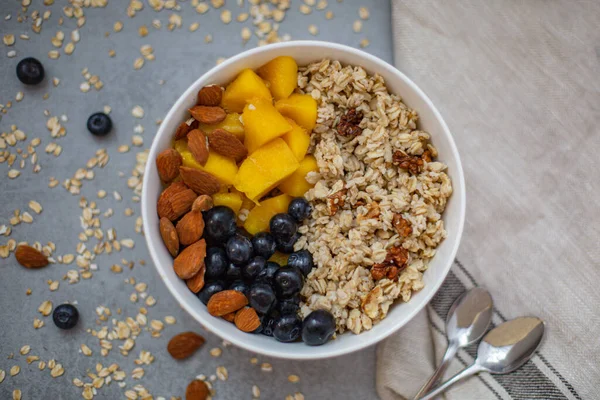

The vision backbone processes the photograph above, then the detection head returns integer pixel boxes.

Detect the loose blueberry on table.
[52,303,79,330]
[87,112,113,136]
[16,57,45,85]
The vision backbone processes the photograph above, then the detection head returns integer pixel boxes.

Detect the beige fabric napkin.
[377,1,600,399]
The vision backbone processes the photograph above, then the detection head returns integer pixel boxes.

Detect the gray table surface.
[0,1,393,399]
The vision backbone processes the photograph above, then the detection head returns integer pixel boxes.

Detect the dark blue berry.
[273,314,302,342]
[225,263,242,281]
[198,280,226,305]
[287,250,314,276]
[251,232,277,259]
[257,261,279,283]
[302,309,336,346]
[248,282,276,314]
[261,312,279,337]
[226,234,253,265]
[204,247,228,280]
[276,232,300,254]
[52,304,79,330]
[204,206,237,244]
[288,198,311,221]
[273,266,303,298]
[242,256,266,280]
[16,57,44,85]
[228,280,250,297]
[269,213,297,243]
[87,113,113,136]
[279,299,300,315]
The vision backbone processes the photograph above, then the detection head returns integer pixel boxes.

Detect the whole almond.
[192,194,213,212]
[174,119,199,140]
[167,332,205,360]
[176,210,205,246]
[156,148,183,182]
[179,167,220,195]
[234,307,261,332]
[186,264,205,293]
[197,85,222,106]
[207,290,248,317]
[157,182,197,221]
[187,129,209,166]
[222,312,236,322]
[186,379,209,400]
[173,239,206,279]
[189,106,226,125]
[15,245,49,269]
[209,129,248,162]
[159,217,180,257]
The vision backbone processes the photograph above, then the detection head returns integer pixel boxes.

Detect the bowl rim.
[142,40,466,360]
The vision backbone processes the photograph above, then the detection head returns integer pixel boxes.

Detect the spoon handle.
[418,363,486,400]
[413,341,459,400]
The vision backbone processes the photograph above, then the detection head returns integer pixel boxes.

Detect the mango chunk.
[243,99,292,154]
[212,192,243,214]
[282,118,310,161]
[243,194,292,235]
[202,151,238,186]
[234,138,299,202]
[174,139,203,170]
[268,251,290,266]
[221,69,272,113]
[199,113,245,141]
[257,56,298,100]
[275,94,317,131]
[278,155,318,197]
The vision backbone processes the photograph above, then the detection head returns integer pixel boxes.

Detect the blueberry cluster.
[197,198,335,345]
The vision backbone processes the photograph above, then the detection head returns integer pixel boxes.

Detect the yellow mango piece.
[243,99,293,154]
[282,119,310,161]
[243,194,292,235]
[234,139,299,201]
[278,155,318,197]
[221,69,272,113]
[275,94,317,131]
[174,139,203,170]
[199,113,245,141]
[257,56,298,100]
[202,151,238,186]
[269,251,289,266]
[212,192,243,214]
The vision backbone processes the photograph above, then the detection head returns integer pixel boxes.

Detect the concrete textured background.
[0,1,393,399]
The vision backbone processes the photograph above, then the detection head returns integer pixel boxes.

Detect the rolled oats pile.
[295,60,453,334]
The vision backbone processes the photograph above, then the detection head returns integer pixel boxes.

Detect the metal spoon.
[419,317,545,400]
[413,287,493,399]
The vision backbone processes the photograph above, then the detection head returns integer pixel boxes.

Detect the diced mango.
[278,155,318,197]
[243,99,293,154]
[221,69,272,113]
[212,192,243,214]
[268,251,289,266]
[202,151,238,186]
[243,194,292,235]
[234,138,299,202]
[199,113,245,141]
[257,56,298,100]
[282,119,310,161]
[174,139,204,170]
[275,94,317,131]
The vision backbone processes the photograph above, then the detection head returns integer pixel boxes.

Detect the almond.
[234,307,261,332]
[179,167,220,195]
[209,129,248,162]
[156,148,182,182]
[186,379,209,400]
[157,182,197,221]
[189,106,226,125]
[159,217,180,257]
[15,245,49,269]
[222,312,236,322]
[167,332,205,360]
[207,290,248,317]
[174,119,198,140]
[173,239,206,279]
[176,210,205,246]
[186,264,205,293]
[187,129,209,166]
[197,85,222,107]
[192,194,213,212]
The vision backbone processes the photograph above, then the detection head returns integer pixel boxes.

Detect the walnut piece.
[392,214,412,238]
[392,152,424,175]
[327,188,347,215]
[336,108,363,137]
[370,245,409,282]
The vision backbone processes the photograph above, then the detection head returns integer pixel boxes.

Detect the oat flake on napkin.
[377,1,600,399]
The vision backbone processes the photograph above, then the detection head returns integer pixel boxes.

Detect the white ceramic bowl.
[142,41,465,360]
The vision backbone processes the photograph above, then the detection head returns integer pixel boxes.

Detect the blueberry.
[52,304,79,330]
[269,213,297,243]
[248,282,276,314]
[273,314,302,342]
[87,113,113,136]
[204,247,228,280]
[204,206,237,244]
[198,280,226,305]
[16,57,45,85]
[288,198,311,222]
[261,312,279,337]
[226,234,253,265]
[257,261,279,283]
[228,280,250,297]
[287,250,314,276]
[251,232,277,259]
[273,266,304,298]
[276,232,300,254]
[242,256,266,280]
[302,310,336,346]
[225,263,242,281]
[279,299,300,315]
